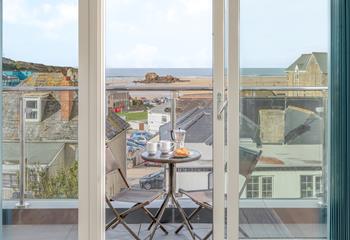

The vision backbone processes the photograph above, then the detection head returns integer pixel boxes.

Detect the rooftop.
[286,52,328,73]
[20,72,77,87]
[3,142,64,165]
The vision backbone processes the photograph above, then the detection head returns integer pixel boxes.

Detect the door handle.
[217,100,228,120]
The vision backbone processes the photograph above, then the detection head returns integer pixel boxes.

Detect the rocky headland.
[3,57,77,74]
[134,72,190,84]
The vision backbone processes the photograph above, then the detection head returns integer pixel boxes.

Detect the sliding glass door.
[233,0,329,239]
[104,0,217,240]
[0,0,330,239]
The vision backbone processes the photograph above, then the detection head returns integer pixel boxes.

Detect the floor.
[3,224,208,240]
[2,224,326,240]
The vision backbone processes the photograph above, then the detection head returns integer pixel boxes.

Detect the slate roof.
[286,52,328,73]
[106,112,130,140]
[149,99,212,118]
[2,92,129,142]
[3,142,65,165]
[19,72,77,87]
[159,107,261,146]
[284,106,322,144]
[241,141,323,167]
[2,92,78,141]
[160,104,322,146]
[159,107,212,144]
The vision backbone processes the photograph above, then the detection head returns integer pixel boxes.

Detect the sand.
[106,76,213,98]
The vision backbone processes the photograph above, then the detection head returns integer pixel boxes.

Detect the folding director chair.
[105,145,167,240]
[175,147,262,240]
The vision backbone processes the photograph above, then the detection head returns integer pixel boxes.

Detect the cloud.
[3,0,27,23]
[4,0,78,38]
[105,0,212,68]
[180,0,211,16]
[109,44,159,68]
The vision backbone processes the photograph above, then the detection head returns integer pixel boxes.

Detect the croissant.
[175,148,190,156]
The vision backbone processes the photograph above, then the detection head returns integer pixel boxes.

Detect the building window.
[261,176,273,198]
[24,98,41,122]
[300,175,322,198]
[246,176,259,198]
[315,176,322,196]
[246,176,273,199]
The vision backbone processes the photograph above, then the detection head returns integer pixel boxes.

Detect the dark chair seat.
[179,189,213,209]
[113,188,163,204]
[176,148,263,240]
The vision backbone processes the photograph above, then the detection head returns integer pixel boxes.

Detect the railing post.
[322,92,328,205]
[16,96,29,208]
[171,91,177,194]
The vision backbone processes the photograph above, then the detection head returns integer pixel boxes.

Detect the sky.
[3,0,329,68]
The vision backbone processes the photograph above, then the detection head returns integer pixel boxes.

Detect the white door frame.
[78,0,239,239]
[227,0,240,239]
[212,0,226,239]
[78,0,106,240]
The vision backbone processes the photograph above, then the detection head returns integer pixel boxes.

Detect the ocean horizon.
[106,68,286,78]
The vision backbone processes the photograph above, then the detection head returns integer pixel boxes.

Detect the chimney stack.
[60,76,74,121]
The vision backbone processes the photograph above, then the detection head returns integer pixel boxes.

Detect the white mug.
[159,140,174,154]
[146,142,158,155]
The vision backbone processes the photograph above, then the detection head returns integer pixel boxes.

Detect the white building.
[173,143,323,199]
[147,103,171,133]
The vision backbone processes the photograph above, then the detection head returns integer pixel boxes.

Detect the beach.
[106,76,213,98]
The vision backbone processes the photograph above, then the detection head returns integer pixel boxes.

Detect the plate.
[173,153,190,158]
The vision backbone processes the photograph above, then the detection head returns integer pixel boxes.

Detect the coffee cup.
[159,140,174,154]
[146,142,158,155]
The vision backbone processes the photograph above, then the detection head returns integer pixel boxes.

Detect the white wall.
[174,168,322,199]
[176,171,211,191]
[249,170,323,198]
[148,112,170,132]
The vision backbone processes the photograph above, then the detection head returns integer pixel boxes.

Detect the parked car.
[127,139,144,149]
[131,131,154,140]
[139,170,164,190]
[128,138,146,147]
[132,136,148,145]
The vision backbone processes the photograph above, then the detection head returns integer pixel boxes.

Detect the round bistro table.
[141,149,201,240]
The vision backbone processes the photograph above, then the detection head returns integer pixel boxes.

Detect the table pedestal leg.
[147,162,196,240]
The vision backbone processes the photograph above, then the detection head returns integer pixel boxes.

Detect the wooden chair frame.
[175,150,262,239]
[105,154,168,239]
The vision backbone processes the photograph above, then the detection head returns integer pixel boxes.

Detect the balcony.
[2,85,327,239]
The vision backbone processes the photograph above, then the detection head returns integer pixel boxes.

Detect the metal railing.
[3,85,328,91]
[1,85,329,207]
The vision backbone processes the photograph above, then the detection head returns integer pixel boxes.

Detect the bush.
[26,161,78,199]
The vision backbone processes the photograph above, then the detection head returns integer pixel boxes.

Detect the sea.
[106,68,286,78]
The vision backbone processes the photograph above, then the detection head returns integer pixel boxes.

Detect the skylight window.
[24,98,41,122]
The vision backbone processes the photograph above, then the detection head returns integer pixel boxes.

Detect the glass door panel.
[238,0,329,239]
[2,0,79,239]
[105,0,214,239]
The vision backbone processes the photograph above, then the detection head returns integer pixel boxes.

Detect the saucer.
[160,151,173,156]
